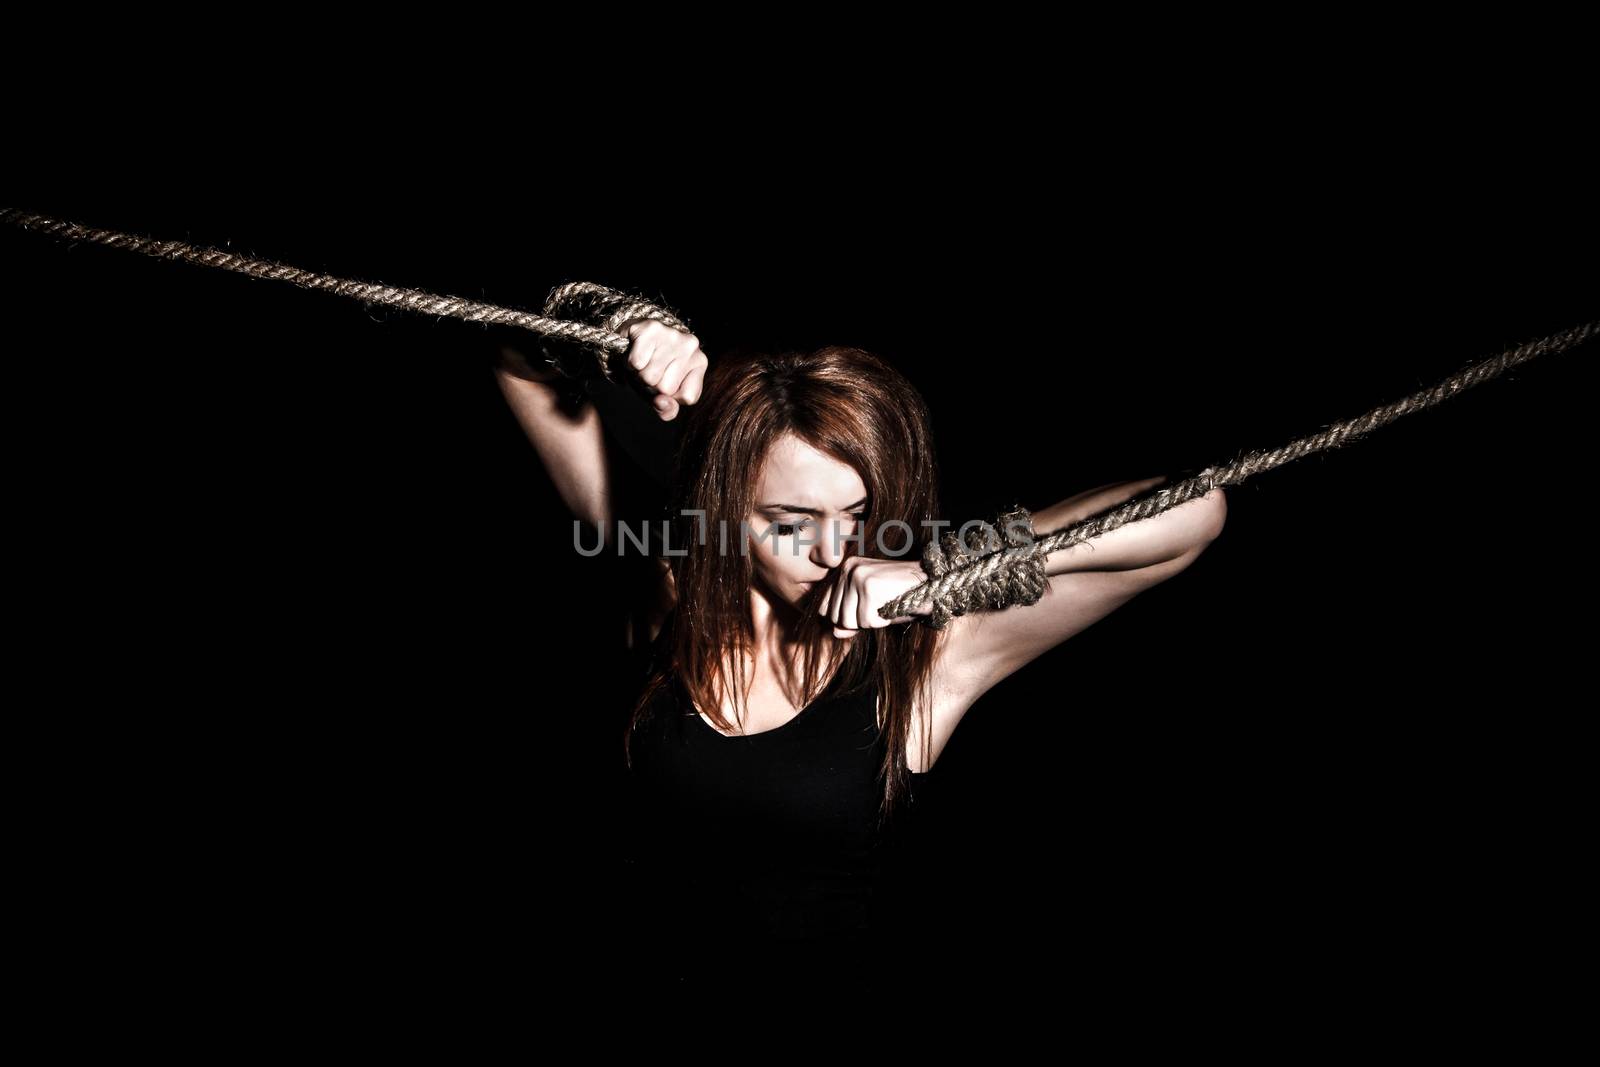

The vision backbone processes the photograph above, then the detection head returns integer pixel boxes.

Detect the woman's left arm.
[1028,475,1225,577]
[934,475,1227,696]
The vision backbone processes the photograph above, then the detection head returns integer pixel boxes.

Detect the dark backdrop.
[5,195,1592,1005]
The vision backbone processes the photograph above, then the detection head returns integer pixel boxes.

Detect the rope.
[535,281,693,383]
[3,209,1593,629]
[878,318,1598,623]
[0,208,642,363]
[916,505,1050,629]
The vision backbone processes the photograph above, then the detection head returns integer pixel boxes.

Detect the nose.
[809,519,850,570]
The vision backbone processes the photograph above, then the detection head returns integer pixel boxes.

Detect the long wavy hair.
[622,343,946,828]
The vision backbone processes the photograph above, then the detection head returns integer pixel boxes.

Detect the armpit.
[625,558,678,653]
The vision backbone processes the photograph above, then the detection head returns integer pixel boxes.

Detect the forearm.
[1027,476,1225,576]
[492,345,615,542]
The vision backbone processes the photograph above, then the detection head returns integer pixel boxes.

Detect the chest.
[692,669,864,738]
[629,673,888,850]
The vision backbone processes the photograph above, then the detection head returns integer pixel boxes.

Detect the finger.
[627,325,665,381]
[861,587,903,630]
[857,591,882,631]
[654,395,680,421]
[678,354,708,406]
[622,320,650,366]
[825,563,844,626]
[816,570,835,619]
[836,580,860,633]
[637,350,670,388]
[656,351,693,398]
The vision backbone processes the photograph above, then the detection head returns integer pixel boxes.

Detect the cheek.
[748,541,802,595]
[762,543,800,573]
[745,528,787,572]
[747,519,799,566]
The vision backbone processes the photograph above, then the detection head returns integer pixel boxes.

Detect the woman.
[494,317,1228,990]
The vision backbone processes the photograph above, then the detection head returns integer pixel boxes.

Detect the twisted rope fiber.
[0,209,671,370]
[3,210,1592,630]
[879,318,1599,624]
[534,281,692,383]
[914,505,1051,630]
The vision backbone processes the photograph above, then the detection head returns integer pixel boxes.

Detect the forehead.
[755,435,865,504]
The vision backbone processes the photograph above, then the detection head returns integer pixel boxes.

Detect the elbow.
[1175,488,1227,560]
[1150,489,1225,570]
[1203,487,1228,543]
[494,343,563,385]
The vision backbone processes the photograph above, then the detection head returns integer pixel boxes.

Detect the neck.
[745,583,840,669]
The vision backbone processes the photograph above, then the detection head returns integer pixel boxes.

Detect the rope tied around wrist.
[884,469,1229,628]
[536,280,693,385]
[917,505,1049,630]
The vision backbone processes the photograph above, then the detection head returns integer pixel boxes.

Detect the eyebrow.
[758,496,869,515]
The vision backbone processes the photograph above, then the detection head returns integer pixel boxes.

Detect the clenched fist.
[816,555,931,638]
[617,318,709,421]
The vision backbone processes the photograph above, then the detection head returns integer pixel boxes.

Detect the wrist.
[914,504,1048,629]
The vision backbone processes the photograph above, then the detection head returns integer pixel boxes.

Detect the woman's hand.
[816,556,930,638]
[617,318,709,421]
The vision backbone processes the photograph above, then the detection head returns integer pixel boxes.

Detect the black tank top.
[622,654,926,981]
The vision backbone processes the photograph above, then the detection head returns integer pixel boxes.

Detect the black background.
[4,190,1592,1007]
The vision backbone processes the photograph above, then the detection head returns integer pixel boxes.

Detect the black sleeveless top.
[622,652,927,979]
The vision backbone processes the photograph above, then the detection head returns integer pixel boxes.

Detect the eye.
[771,518,817,537]
[771,513,866,537]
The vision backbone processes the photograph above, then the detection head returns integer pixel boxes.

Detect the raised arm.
[491,319,709,557]
[827,476,1227,770]
[937,475,1227,698]
[491,341,617,548]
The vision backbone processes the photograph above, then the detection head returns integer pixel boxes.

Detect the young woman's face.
[744,435,869,608]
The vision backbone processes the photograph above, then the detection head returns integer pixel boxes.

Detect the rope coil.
[918,505,1048,630]
[536,281,693,384]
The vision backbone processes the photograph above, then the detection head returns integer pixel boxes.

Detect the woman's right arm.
[491,320,709,554]
[491,341,616,548]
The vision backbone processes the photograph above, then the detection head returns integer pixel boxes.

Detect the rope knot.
[918,505,1048,630]
[538,281,693,384]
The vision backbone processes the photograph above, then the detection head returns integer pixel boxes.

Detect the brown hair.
[622,343,946,828]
